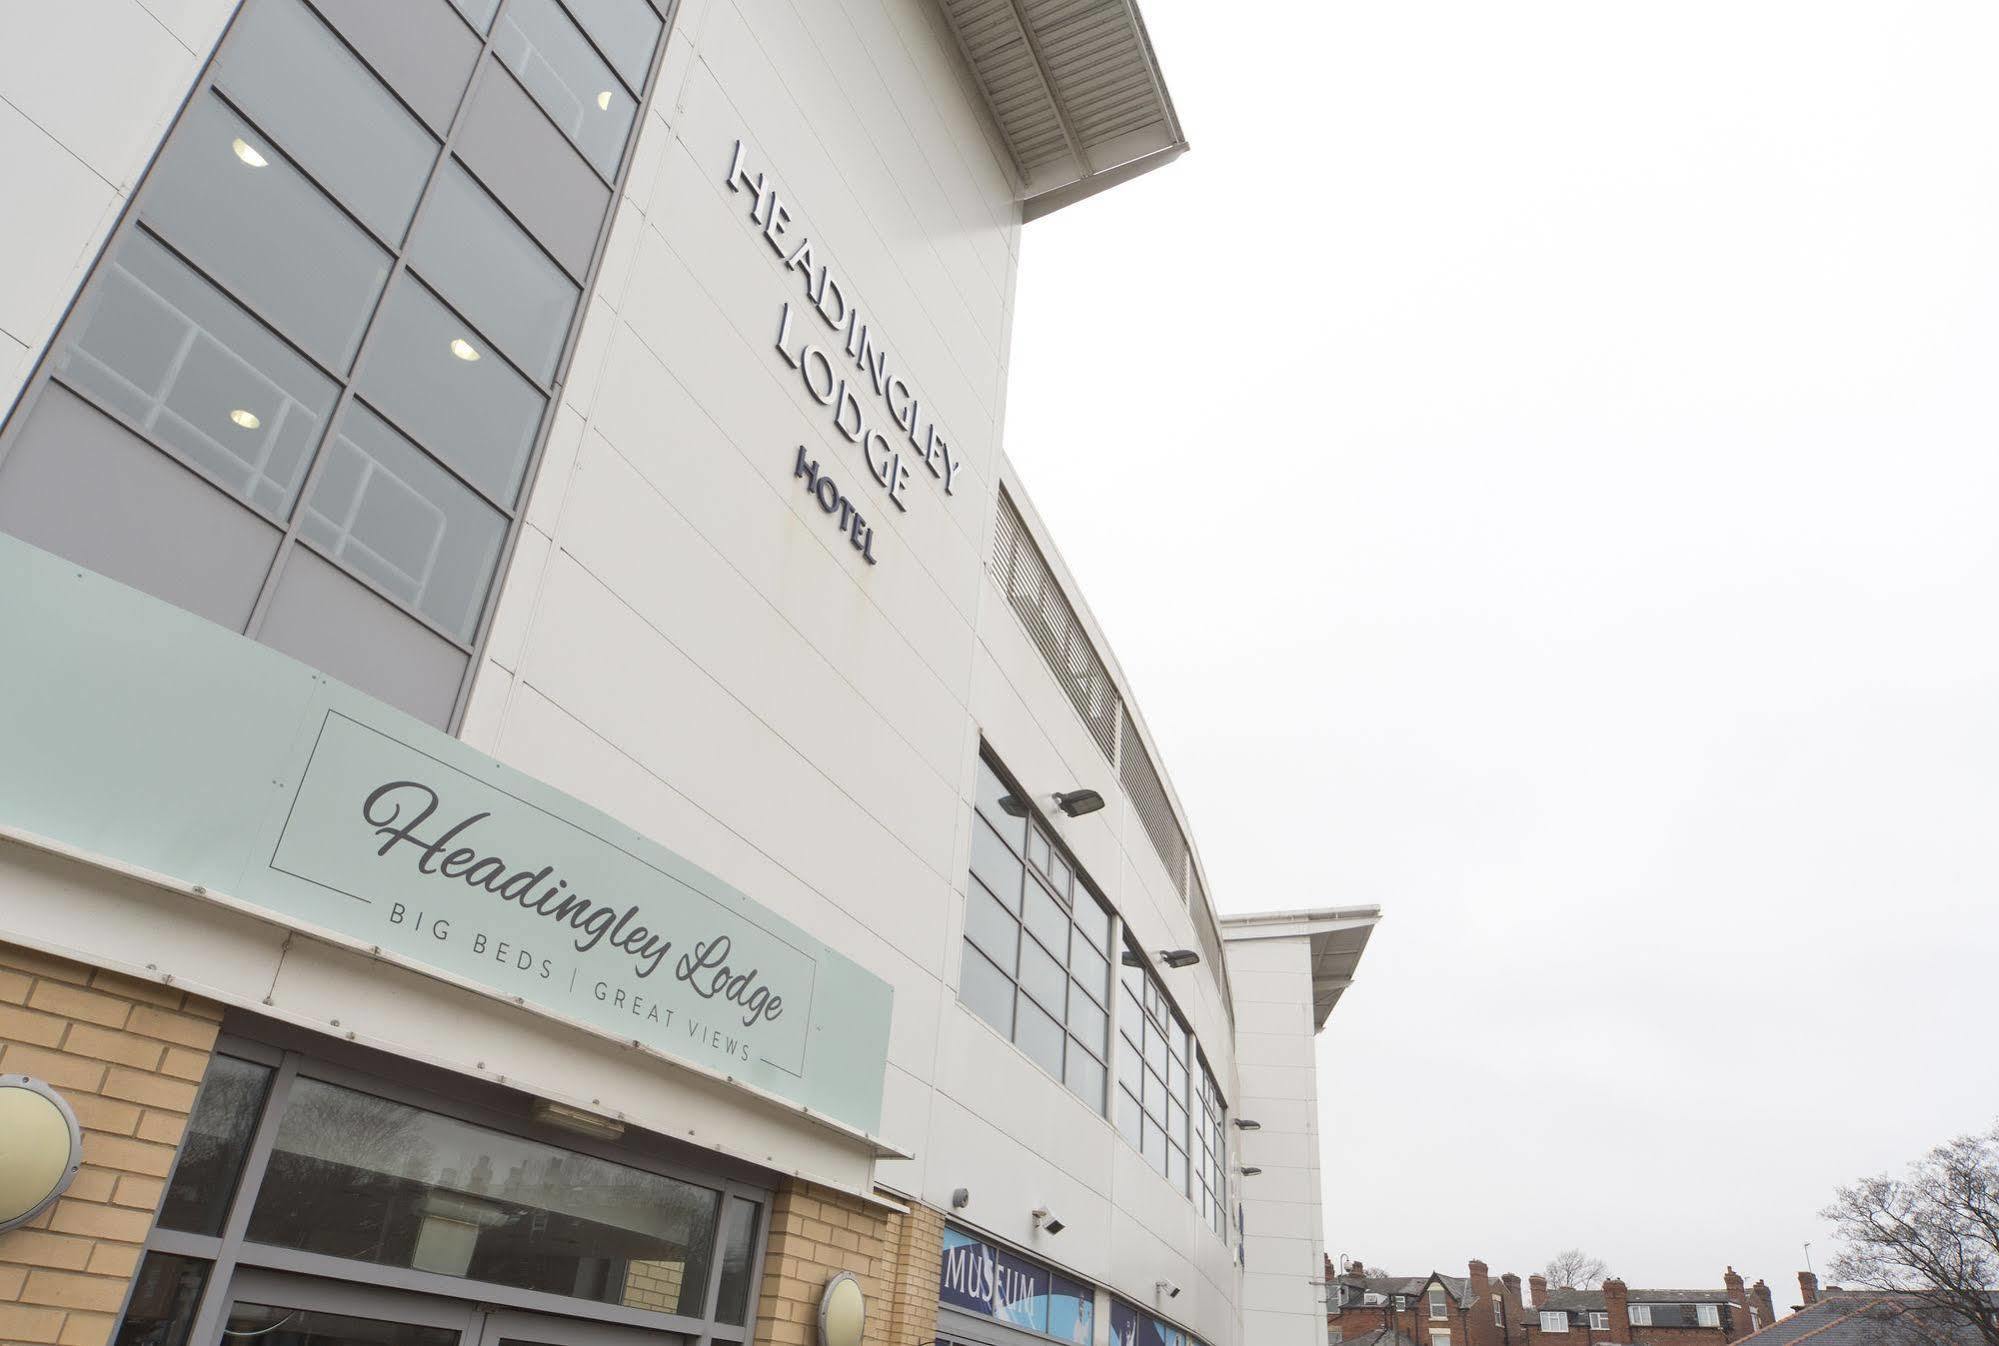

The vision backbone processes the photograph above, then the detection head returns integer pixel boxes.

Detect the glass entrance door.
[213,1270,690,1346]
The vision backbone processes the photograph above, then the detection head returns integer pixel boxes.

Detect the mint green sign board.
[0,534,891,1134]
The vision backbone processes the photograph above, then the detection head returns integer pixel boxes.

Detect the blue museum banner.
[939,1229,1093,1343]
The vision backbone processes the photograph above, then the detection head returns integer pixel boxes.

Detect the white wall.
[0,0,236,414]
[460,0,1249,1338]
[1225,933,1329,1346]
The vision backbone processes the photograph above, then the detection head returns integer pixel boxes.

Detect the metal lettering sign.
[0,533,893,1134]
[939,1229,1093,1343]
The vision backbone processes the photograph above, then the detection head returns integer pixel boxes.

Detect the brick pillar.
[0,942,220,1346]
[1468,1261,1495,1346]
[753,1179,939,1346]
[1722,1269,1746,1342]
[1797,1273,1818,1308]
[1602,1280,1631,1345]
[1502,1273,1526,1343]
[1530,1277,1549,1310]
[1750,1282,1774,1332]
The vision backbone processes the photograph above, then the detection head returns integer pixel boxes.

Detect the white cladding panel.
[1227,933,1330,1346]
[0,0,236,411]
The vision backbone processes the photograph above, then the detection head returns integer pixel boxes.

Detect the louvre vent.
[1120,711,1187,899]
[992,490,1121,765]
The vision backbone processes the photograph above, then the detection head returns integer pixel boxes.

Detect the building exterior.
[0,4,1380,1346]
[1330,1266,1779,1346]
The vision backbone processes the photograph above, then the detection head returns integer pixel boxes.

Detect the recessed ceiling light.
[231,137,268,168]
[229,408,262,430]
[449,338,481,362]
[597,90,613,111]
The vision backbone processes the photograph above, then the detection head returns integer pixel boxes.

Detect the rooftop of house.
[1741,1294,1992,1346]
[1542,1289,1740,1311]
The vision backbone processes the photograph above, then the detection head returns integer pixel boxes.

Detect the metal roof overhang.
[1221,906,1384,1031]
[937,0,1188,220]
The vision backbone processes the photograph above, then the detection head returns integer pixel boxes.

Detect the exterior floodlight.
[1233,1118,1262,1130]
[1160,949,1200,969]
[1238,1166,1263,1177]
[1054,789,1105,817]
[0,1077,82,1233]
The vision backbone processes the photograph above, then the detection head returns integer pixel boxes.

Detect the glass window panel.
[969,817,1024,912]
[299,402,506,640]
[1017,935,1066,1017]
[1115,1087,1141,1147]
[1166,1051,1186,1102]
[962,879,1020,972]
[245,1077,720,1315]
[223,1303,459,1346]
[451,0,500,33]
[1172,1021,1189,1066]
[1070,941,1108,1007]
[216,0,437,244]
[1048,850,1071,895]
[113,1253,208,1346]
[408,162,578,382]
[356,275,545,505]
[143,96,390,370]
[1072,894,1110,953]
[57,229,336,521]
[1066,984,1106,1051]
[974,758,1027,850]
[159,1054,273,1235]
[1141,1115,1166,1172]
[1119,951,1145,1001]
[960,944,1014,1036]
[715,1195,761,1326]
[560,0,663,90]
[1026,828,1050,876]
[1119,981,1141,1032]
[1168,1095,1187,1147]
[1014,994,1065,1078]
[1021,879,1068,959]
[1142,1066,1164,1123]
[1115,1034,1139,1100]
[1064,1045,1104,1111]
[1167,1142,1187,1192]
[1143,1018,1167,1078]
[492,0,635,177]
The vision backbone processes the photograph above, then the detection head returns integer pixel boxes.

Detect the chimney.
[1752,1282,1775,1329]
[1723,1269,1746,1341]
[1470,1262,1494,1346]
[1531,1276,1549,1309]
[1602,1279,1632,1345]
[1797,1273,1818,1308]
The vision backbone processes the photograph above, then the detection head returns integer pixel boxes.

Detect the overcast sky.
[1004,0,1999,1295]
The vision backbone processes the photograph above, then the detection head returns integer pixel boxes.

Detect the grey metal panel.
[0,385,280,631]
[453,60,610,280]
[306,0,481,135]
[257,546,468,727]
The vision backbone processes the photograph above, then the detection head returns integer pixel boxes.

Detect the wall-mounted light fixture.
[818,1272,866,1346]
[0,1076,82,1234]
[1032,1207,1066,1236]
[1238,1165,1264,1177]
[1053,789,1105,818]
[1159,949,1200,968]
[531,1098,626,1142]
[1233,1118,1262,1130]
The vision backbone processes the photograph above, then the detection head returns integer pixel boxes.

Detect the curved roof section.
[939,0,1187,219]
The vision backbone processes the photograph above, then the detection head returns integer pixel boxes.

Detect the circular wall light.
[0,1076,83,1233]
[818,1271,866,1346]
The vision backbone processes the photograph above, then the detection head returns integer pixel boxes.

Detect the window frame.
[1629,1306,1653,1327]
[1590,1312,1611,1331]
[1430,1287,1448,1321]
[0,0,674,732]
[131,1017,766,1346]
[1541,1312,1570,1333]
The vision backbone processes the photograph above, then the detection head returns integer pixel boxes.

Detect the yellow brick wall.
[753,1182,943,1346]
[0,941,220,1346]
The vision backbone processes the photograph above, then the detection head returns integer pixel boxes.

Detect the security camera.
[1157,1280,1182,1300]
[1032,1207,1065,1236]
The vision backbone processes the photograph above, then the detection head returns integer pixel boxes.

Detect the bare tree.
[1824,1122,1999,1346]
[1545,1249,1609,1291]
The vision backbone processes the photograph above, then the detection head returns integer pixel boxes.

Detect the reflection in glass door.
[209,1271,693,1346]
[220,1302,463,1346]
